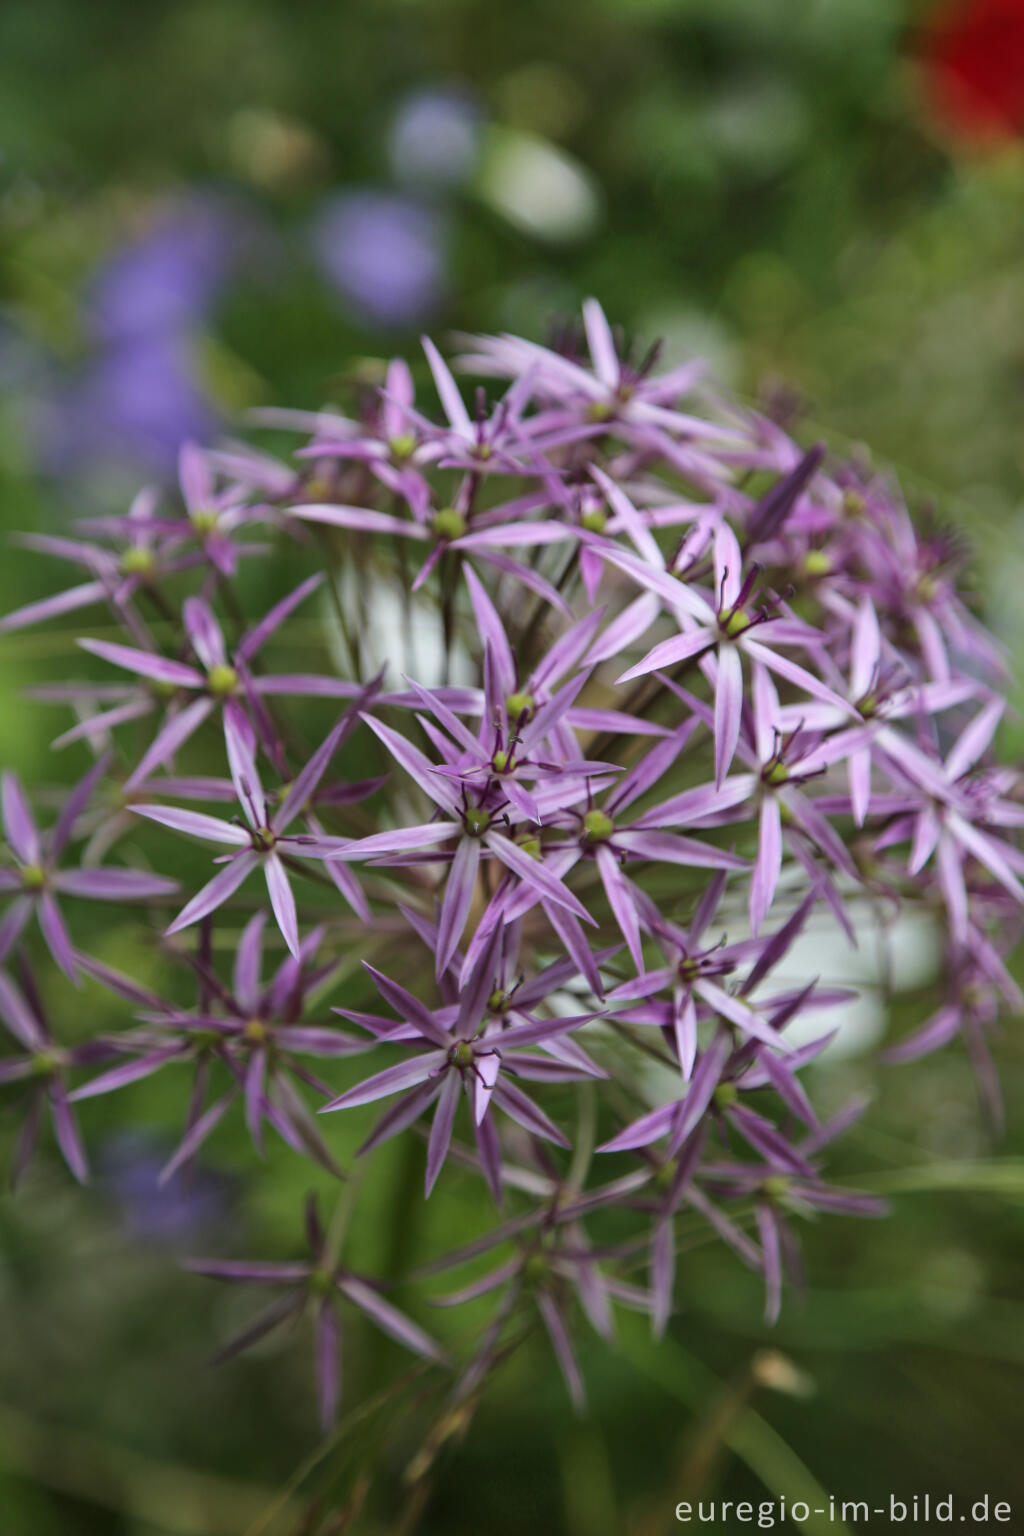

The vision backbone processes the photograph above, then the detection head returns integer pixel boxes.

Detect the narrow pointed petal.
[2,774,40,863]
[0,581,109,634]
[321,1052,445,1111]
[166,853,258,933]
[651,1218,675,1338]
[55,868,179,900]
[0,971,46,1050]
[750,796,783,935]
[78,638,203,690]
[422,334,472,436]
[237,572,324,663]
[264,854,299,958]
[436,836,480,978]
[486,833,593,924]
[315,1300,341,1428]
[123,697,215,790]
[131,804,248,845]
[38,892,78,982]
[425,1070,460,1194]
[582,298,619,389]
[183,596,228,671]
[713,644,743,787]
[338,1276,444,1360]
[49,1082,88,1182]
[536,1291,585,1411]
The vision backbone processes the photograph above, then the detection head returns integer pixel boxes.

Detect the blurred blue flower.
[86,194,250,343]
[45,332,218,478]
[388,87,482,190]
[312,191,446,328]
[25,193,266,484]
[97,1130,233,1247]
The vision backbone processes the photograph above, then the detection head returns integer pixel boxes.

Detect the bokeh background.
[1,1,1023,1531]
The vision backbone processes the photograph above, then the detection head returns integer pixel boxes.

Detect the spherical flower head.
[4,298,1020,1429]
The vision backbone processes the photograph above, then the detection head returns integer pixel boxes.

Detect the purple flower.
[97,1130,232,1244]
[388,88,482,190]
[312,193,446,329]
[132,700,370,956]
[323,932,597,1200]
[431,1190,650,1409]
[77,573,338,789]
[45,333,220,480]
[0,958,112,1185]
[188,1195,445,1427]
[0,760,177,981]
[595,519,853,786]
[87,195,248,344]
[72,915,366,1174]
[1,299,1020,1424]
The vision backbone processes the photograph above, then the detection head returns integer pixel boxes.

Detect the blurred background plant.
[0,0,1023,1532]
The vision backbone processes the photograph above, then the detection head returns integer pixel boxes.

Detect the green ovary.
[207,664,239,698]
[582,809,614,842]
[432,508,467,541]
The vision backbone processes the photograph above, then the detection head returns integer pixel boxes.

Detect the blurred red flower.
[924,0,1024,141]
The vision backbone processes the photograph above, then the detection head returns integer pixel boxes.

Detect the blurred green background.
[1,0,1023,1531]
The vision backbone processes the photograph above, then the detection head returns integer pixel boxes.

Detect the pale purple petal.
[264,854,299,958]
[486,833,593,924]
[315,1299,341,1428]
[425,1070,460,1194]
[0,972,46,1050]
[582,298,619,390]
[0,581,109,634]
[463,566,515,692]
[651,1218,675,1337]
[123,697,215,790]
[78,638,203,690]
[2,774,39,864]
[713,643,743,787]
[595,844,643,969]
[338,1276,444,1360]
[945,698,1004,782]
[321,1052,445,1111]
[69,1046,183,1100]
[183,596,228,671]
[37,892,77,981]
[0,898,32,963]
[131,804,248,845]
[436,835,480,978]
[536,1291,585,1410]
[55,868,178,900]
[166,852,259,933]
[750,795,783,935]
[237,572,324,663]
[233,911,266,1013]
[49,1082,88,1182]
[849,597,881,700]
[360,715,461,813]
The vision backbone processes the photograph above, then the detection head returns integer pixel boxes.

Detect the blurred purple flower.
[388,88,482,190]
[189,1194,445,1427]
[86,195,249,344]
[97,1130,232,1244]
[40,194,263,480]
[312,192,446,328]
[0,759,178,982]
[45,333,218,479]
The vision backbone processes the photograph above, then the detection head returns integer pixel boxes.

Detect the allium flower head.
[2,299,1020,1426]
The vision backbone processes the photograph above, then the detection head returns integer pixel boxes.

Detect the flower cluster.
[2,302,1021,1425]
